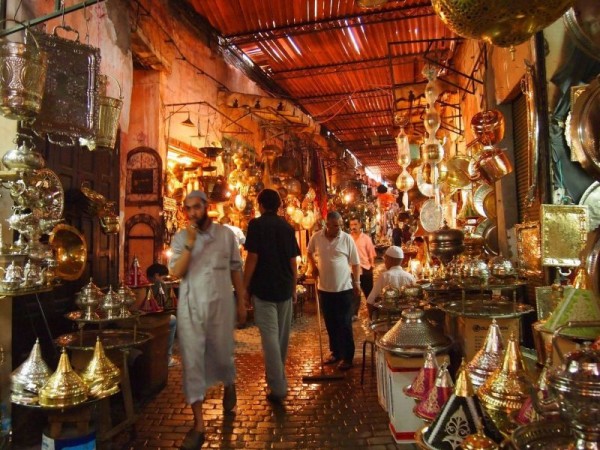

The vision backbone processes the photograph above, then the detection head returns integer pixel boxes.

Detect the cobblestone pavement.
[115,295,419,450]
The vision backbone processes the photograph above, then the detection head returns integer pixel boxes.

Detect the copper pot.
[470,110,505,145]
[471,147,513,185]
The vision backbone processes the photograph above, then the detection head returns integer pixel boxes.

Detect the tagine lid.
[377,307,452,355]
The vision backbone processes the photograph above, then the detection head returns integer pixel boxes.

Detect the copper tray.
[540,204,588,267]
[30,27,100,144]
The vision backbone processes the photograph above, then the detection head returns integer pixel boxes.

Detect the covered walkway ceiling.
[182,0,479,182]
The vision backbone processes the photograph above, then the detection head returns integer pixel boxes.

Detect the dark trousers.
[352,268,374,316]
[319,289,355,363]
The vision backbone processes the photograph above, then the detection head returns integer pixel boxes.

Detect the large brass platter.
[439,300,534,318]
[515,222,542,280]
[570,75,600,178]
[540,204,588,267]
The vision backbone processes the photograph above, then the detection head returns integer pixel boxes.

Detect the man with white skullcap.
[366,245,416,318]
[169,190,247,449]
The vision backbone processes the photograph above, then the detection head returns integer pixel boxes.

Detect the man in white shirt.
[349,218,376,320]
[366,245,416,318]
[307,211,361,371]
[220,216,246,246]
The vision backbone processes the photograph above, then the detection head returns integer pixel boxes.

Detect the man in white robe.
[169,190,247,449]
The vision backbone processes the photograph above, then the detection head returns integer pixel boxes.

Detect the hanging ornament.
[396,169,415,210]
[396,127,411,168]
[234,193,247,211]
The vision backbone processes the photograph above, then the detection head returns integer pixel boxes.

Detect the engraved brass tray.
[515,221,542,280]
[56,330,151,351]
[439,300,534,318]
[510,420,574,449]
[540,205,588,267]
[30,27,100,144]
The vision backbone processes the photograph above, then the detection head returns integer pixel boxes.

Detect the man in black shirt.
[243,189,301,403]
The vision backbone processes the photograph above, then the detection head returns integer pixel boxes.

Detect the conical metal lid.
[80,337,120,398]
[378,307,452,355]
[11,338,51,394]
[477,334,533,432]
[39,348,88,408]
[467,319,504,390]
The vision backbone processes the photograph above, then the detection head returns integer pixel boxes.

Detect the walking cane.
[302,282,344,382]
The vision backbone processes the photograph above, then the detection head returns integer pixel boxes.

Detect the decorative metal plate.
[579,181,600,231]
[570,75,600,178]
[30,28,100,144]
[515,221,542,279]
[474,184,493,218]
[23,168,64,220]
[540,204,588,267]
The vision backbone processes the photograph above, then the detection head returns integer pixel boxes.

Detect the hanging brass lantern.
[431,0,575,48]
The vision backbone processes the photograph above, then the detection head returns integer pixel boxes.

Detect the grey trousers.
[253,295,292,398]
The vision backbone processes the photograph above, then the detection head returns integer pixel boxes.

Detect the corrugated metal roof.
[186,0,462,181]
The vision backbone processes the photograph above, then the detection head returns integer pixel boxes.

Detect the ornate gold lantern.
[431,0,575,48]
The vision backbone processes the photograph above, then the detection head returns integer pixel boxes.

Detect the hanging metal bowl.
[570,75,600,179]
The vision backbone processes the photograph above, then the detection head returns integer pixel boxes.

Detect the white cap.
[385,245,404,259]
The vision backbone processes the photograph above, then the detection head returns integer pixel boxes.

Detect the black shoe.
[266,393,285,404]
[337,360,353,371]
[323,356,340,365]
[181,429,205,449]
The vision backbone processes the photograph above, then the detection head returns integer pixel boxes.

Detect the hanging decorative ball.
[234,193,247,211]
[396,128,412,168]
[431,0,575,48]
[395,170,415,192]
[421,141,445,164]
[283,177,302,198]
[301,213,315,230]
[424,80,441,105]
[424,109,441,134]
[292,209,304,224]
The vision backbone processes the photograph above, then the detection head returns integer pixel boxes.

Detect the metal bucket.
[0,29,48,120]
[93,74,123,150]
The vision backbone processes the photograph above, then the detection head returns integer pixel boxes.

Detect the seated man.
[366,246,416,319]
[146,263,178,367]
